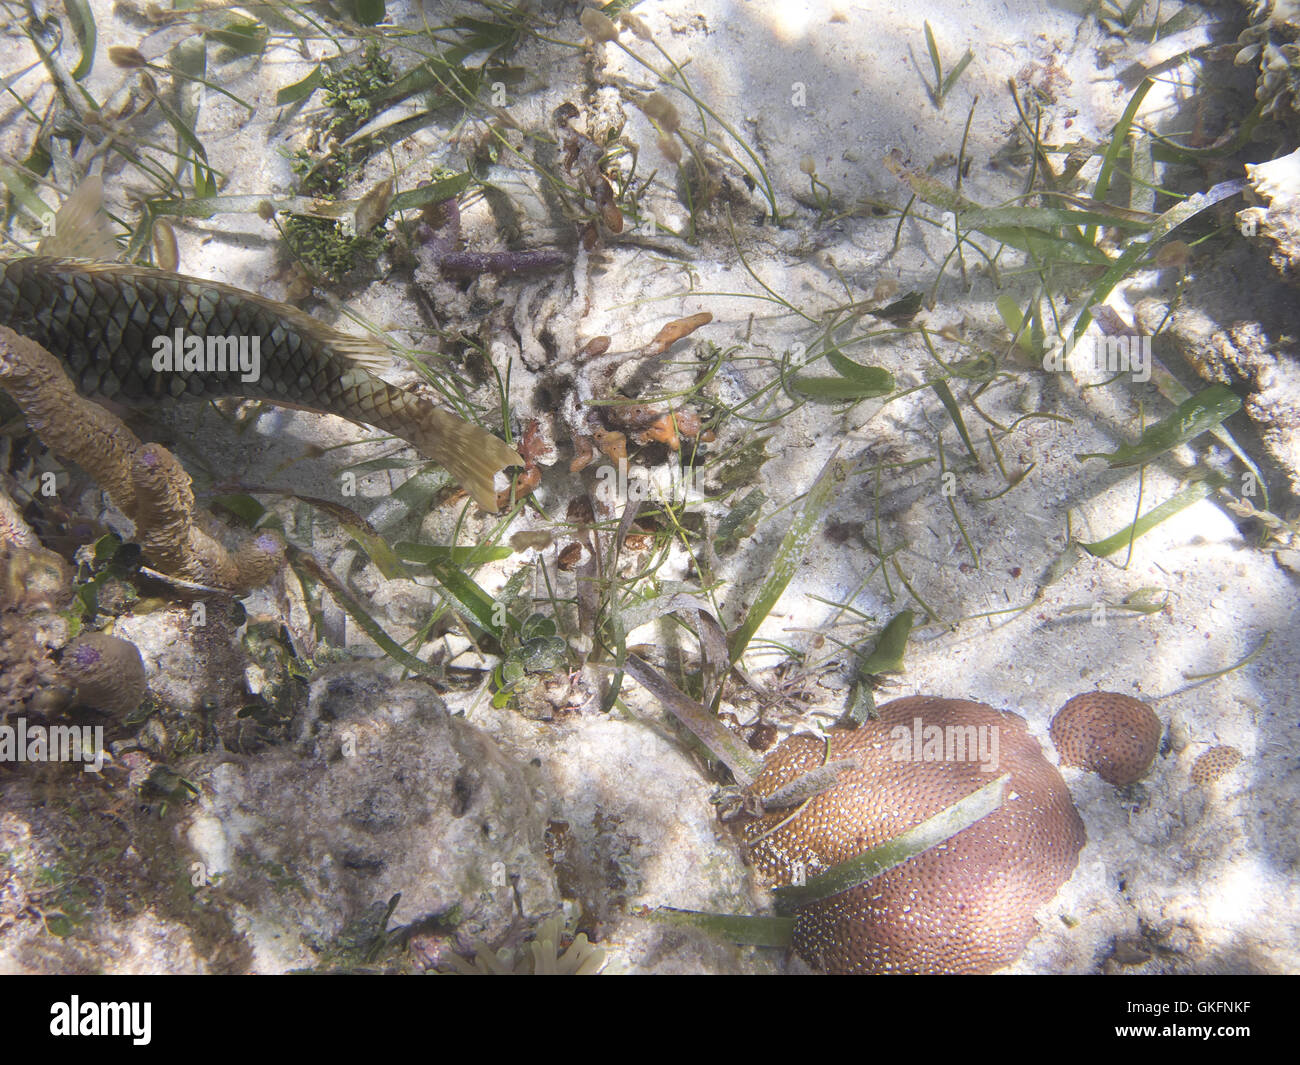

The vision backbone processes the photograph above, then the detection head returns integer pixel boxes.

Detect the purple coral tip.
[70,643,102,669]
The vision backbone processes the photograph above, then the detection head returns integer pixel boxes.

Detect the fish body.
[0,182,520,509]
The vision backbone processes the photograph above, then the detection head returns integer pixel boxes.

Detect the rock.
[183,663,559,970]
[1135,299,1300,497]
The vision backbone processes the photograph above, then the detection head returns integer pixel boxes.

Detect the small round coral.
[60,632,147,715]
[741,696,1086,974]
[1191,745,1242,786]
[1050,691,1162,786]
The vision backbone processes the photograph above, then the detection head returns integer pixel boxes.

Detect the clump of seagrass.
[0,326,282,593]
[440,913,606,975]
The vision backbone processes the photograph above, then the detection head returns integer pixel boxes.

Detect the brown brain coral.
[1050,691,1162,786]
[0,327,284,593]
[1191,745,1242,786]
[741,696,1085,974]
[61,632,148,715]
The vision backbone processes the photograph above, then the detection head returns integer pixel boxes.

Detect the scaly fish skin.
[0,256,521,509]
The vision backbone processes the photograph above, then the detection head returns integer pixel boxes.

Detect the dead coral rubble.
[0,540,71,715]
[60,631,148,716]
[0,326,283,593]
[0,540,147,717]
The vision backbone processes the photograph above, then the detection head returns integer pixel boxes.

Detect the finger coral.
[0,326,283,593]
[741,696,1085,974]
[414,199,568,278]
[1050,691,1162,786]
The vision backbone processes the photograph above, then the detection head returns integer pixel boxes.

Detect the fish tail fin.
[38,175,122,261]
[409,405,523,511]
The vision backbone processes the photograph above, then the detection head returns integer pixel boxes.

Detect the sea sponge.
[60,632,148,715]
[741,696,1085,974]
[1050,691,1162,786]
[1191,745,1242,786]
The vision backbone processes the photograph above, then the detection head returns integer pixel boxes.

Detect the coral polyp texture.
[1050,692,1163,787]
[741,697,1086,974]
[1191,745,1244,786]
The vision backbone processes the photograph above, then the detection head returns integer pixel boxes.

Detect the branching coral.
[0,326,283,593]
[415,198,570,277]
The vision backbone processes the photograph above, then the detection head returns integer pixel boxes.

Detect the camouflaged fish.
[0,178,522,510]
